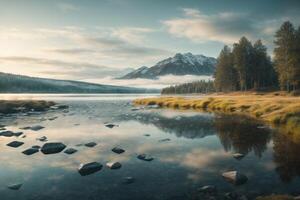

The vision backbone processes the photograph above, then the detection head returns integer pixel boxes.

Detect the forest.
[162,21,300,95]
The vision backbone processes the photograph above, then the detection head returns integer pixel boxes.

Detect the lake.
[0,94,299,200]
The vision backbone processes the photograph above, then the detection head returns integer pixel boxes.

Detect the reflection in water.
[214,116,272,157]
[120,112,216,139]
[273,133,300,182]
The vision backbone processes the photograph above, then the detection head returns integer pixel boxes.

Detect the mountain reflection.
[214,115,272,157]
[273,133,300,182]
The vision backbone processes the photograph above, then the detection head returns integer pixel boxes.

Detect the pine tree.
[214,46,238,92]
[274,21,296,91]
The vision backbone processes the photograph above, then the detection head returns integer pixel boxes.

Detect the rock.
[13,132,23,137]
[105,123,118,128]
[122,177,135,184]
[30,125,44,131]
[144,134,151,137]
[64,148,78,154]
[131,108,140,111]
[112,147,125,154]
[32,145,41,149]
[106,162,122,169]
[22,148,39,155]
[159,138,171,142]
[0,127,6,131]
[48,116,58,121]
[232,153,245,160]
[198,185,217,193]
[224,192,248,200]
[137,154,154,161]
[36,136,47,142]
[7,141,24,148]
[41,142,66,154]
[7,183,22,190]
[57,105,69,109]
[222,171,248,185]
[0,131,14,137]
[78,162,103,176]
[20,126,31,130]
[84,142,97,147]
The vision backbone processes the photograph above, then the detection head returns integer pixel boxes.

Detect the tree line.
[161,21,300,94]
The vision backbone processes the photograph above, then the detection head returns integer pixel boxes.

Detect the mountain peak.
[119,53,217,79]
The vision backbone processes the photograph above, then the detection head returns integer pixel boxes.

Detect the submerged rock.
[64,148,78,154]
[198,185,217,193]
[106,162,122,169]
[41,142,66,154]
[84,142,97,147]
[22,148,39,155]
[13,132,23,137]
[143,134,151,137]
[137,154,154,161]
[122,177,135,184]
[36,136,48,142]
[78,162,103,176]
[112,147,125,154]
[158,138,171,142]
[7,141,24,148]
[105,123,118,129]
[232,153,245,160]
[30,125,44,131]
[7,183,23,190]
[222,171,248,185]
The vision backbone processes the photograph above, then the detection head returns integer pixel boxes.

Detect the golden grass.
[0,100,55,114]
[134,93,300,138]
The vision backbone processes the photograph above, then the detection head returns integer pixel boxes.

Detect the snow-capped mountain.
[120,53,217,79]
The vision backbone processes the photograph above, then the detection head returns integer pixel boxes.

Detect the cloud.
[57,2,79,12]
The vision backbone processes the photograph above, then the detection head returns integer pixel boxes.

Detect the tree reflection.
[273,133,300,182]
[214,115,272,158]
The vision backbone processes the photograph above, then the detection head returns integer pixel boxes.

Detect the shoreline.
[134,93,300,139]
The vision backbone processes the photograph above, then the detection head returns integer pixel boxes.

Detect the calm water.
[0,94,299,200]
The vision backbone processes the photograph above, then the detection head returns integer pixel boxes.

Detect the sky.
[0,0,299,88]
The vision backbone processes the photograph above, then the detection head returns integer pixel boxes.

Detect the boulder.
[64,148,78,154]
[7,141,24,148]
[84,142,97,147]
[137,154,154,161]
[78,162,103,176]
[222,171,248,185]
[106,162,122,169]
[0,131,14,137]
[112,147,125,154]
[22,148,39,155]
[7,183,22,190]
[41,142,66,154]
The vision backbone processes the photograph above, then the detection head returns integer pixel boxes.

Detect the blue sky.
[0,0,299,87]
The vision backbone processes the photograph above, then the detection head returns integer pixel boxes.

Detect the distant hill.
[120,52,217,79]
[0,72,157,93]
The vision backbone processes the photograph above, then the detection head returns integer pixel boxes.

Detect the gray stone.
[7,183,22,190]
[0,131,14,137]
[30,125,44,131]
[41,142,66,154]
[112,147,125,154]
[13,132,23,137]
[143,134,151,137]
[84,142,97,147]
[36,136,47,142]
[106,162,122,169]
[105,123,118,128]
[78,162,103,176]
[7,141,24,148]
[159,138,171,142]
[222,171,248,185]
[22,148,39,155]
[64,148,78,154]
[137,154,154,161]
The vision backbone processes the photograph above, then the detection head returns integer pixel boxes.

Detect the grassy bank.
[134,92,300,139]
[0,100,56,114]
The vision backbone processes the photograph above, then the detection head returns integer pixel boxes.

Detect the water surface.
[0,94,299,200]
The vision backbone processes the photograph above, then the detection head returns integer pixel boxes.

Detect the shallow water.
[0,94,299,200]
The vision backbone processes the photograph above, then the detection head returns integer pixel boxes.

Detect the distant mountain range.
[120,53,217,79]
[0,72,157,93]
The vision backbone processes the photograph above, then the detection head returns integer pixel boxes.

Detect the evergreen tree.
[274,21,296,91]
[214,45,238,92]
